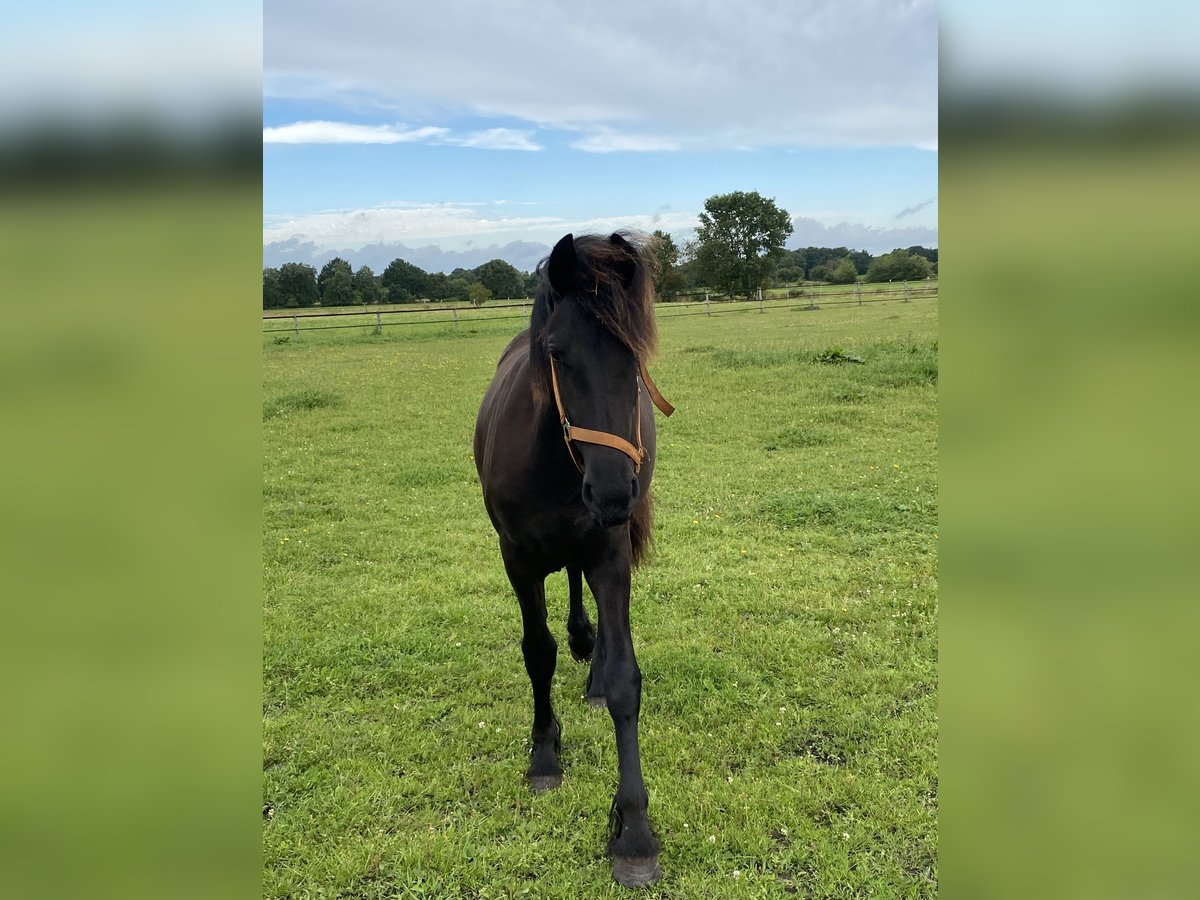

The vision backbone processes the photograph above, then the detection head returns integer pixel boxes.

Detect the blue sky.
[264,0,938,273]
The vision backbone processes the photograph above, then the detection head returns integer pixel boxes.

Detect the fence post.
[809,285,815,310]
[293,315,299,336]
[758,287,764,313]
[374,310,383,335]
[857,282,862,306]
[903,280,910,303]
[705,292,711,317]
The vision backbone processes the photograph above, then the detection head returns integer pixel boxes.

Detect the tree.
[865,250,933,283]
[472,259,524,300]
[467,281,492,308]
[381,257,430,303]
[848,249,872,275]
[906,246,938,274]
[830,257,858,284]
[276,262,319,308]
[677,239,704,289]
[353,265,381,305]
[773,251,805,284]
[323,265,356,307]
[425,272,456,301]
[650,230,685,300]
[263,267,285,309]
[317,257,352,302]
[695,191,793,298]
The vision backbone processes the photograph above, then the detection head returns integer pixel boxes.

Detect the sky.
[264,0,938,274]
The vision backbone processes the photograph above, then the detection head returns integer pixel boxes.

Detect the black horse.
[473,232,673,888]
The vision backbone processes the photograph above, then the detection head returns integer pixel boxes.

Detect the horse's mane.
[528,231,659,407]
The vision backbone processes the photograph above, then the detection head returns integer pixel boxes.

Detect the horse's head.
[532,232,658,528]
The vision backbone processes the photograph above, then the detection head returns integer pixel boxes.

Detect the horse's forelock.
[528,232,658,407]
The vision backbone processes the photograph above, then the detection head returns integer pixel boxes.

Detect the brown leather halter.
[549,357,674,474]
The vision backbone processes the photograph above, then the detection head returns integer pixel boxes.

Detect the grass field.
[263,296,938,898]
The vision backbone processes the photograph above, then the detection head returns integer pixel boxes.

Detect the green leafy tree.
[695,191,793,298]
[317,257,352,302]
[467,281,492,308]
[773,251,805,284]
[276,262,319,308]
[323,265,356,307]
[865,250,933,283]
[263,267,285,309]
[905,246,938,274]
[353,265,381,304]
[381,257,430,303]
[650,230,685,300]
[676,239,704,289]
[446,276,471,301]
[472,259,524,300]
[424,272,454,301]
[830,257,858,284]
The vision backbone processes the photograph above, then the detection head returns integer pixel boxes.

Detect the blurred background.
[0,4,261,899]
[2,2,1198,898]
[940,2,1200,898]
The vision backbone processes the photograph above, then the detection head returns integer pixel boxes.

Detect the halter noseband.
[549,357,674,474]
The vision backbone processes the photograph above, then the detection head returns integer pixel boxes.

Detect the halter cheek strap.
[549,357,673,474]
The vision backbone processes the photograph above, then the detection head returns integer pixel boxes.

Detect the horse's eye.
[548,348,562,362]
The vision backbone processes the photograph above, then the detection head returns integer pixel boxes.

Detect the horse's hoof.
[570,647,593,663]
[612,855,662,888]
[587,695,608,709]
[528,773,562,792]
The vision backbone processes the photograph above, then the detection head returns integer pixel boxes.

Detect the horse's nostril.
[582,482,594,505]
[630,477,640,499]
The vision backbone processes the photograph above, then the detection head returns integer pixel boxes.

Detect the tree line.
[264,191,936,309]
[262,256,533,310]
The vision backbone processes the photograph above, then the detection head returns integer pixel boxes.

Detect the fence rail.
[262,282,937,335]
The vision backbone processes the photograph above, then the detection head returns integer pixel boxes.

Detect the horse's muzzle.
[582,475,639,528]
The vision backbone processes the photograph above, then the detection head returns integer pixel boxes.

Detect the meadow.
[263,296,938,898]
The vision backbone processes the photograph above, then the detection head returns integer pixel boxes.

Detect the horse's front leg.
[566,563,596,663]
[585,542,661,888]
[501,544,562,792]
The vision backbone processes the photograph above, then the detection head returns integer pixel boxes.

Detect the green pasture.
[263,296,938,898]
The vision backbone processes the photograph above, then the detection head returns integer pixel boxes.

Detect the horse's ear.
[548,233,577,295]
[609,232,638,287]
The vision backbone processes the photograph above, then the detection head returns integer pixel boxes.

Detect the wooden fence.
[262,281,938,335]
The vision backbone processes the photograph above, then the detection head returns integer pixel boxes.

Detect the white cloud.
[264,0,936,150]
[570,131,682,153]
[787,216,937,254]
[262,121,448,144]
[263,202,562,246]
[448,128,541,151]
[263,198,938,258]
[262,201,702,250]
[262,120,542,150]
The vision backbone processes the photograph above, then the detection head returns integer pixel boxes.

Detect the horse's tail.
[629,491,654,569]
